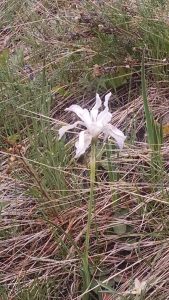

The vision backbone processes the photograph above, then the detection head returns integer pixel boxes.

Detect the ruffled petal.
[96,92,112,126]
[75,130,92,158]
[97,110,112,126]
[104,92,112,109]
[103,124,126,149]
[95,93,102,108]
[65,105,92,127]
[90,93,102,122]
[58,121,80,139]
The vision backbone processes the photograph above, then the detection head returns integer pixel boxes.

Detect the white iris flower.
[59,92,126,158]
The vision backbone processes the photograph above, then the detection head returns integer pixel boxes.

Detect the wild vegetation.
[1,0,169,299]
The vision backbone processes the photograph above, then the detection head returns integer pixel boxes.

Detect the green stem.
[106,142,118,203]
[83,139,96,299]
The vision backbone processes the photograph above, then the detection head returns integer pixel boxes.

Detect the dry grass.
[1,86,169,299]
[1,168,169,299]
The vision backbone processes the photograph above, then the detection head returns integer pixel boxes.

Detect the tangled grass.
[1,0,169,299]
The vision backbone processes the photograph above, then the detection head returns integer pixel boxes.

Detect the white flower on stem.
[59,92,126,158]
[131,278,147,295]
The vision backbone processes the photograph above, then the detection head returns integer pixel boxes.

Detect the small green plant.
[59,92,126,299]
[141,49,163,182]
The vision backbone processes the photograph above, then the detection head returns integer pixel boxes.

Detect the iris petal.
[95,93,102,108]
[103,124,126,149]
[75,131,92,158]
[58,121,80,139]
[97,110,112,126]
[97,92,112,126]
[90,93,102,121]
[66,105,92,127]
[104,92,112,108]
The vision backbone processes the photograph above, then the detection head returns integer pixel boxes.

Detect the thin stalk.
[106,142,118,203]
[141,49,154,146]
[83,139,96,299]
